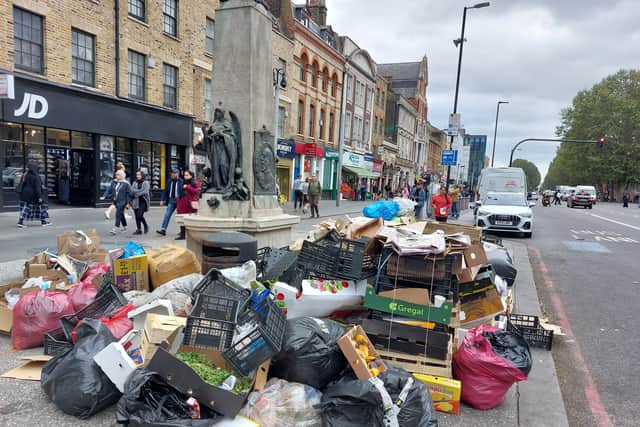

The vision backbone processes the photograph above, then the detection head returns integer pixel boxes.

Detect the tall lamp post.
[491,100,508,167]
[445,1,490,192]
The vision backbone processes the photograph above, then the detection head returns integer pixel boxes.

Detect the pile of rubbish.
[0,219,549,425]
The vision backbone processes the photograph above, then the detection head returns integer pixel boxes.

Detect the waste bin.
[201,232,257,273]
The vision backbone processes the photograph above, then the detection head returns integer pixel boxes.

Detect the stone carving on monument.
[253,126,277,195]
[202,107,250,203]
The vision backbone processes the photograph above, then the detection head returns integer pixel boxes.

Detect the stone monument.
[183,0,299,259]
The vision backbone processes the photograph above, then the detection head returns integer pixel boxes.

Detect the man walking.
[308,174,322,218]
[449,185,460,219]
[413,181,427,219]
[156,168,183,236]
[293,174,304,211]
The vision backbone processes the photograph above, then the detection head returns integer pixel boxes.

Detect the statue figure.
[253,126,277,195]
[202,108,250,201]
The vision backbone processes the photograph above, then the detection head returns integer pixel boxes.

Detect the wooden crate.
[379,338,453,378]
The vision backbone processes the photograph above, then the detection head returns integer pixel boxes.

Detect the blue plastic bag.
[123,241,145,258]
[362,201,400,221]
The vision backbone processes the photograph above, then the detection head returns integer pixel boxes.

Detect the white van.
[476,167,527,208]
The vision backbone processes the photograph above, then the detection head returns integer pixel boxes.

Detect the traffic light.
[598,136,605,148]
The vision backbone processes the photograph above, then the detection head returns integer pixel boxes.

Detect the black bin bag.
[116,369,220,426]
[41,319,121,419]
[269,317,347,390]
[484,329,532,375]
[483,241,517,286]
[318,365,438,427]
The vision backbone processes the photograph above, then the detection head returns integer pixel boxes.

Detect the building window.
[329,112,335,142]
[128,0,145,20]
[128,50,146,101]
[204,78,212,122]
[346,75,353,101]
[163,63,178,109]
[330,74,337,97]
[71,29,95,87]
[277,106,286,138]
[322,67,329,92]
[13,7,44,74]
[297,100,304,134]
[299,54,307,82]
[319,109,325,140]
[311,62,319,88]
[163,0,178,36]
[205,18,215,54]
[345,112,352,141]
[308,104,315,137]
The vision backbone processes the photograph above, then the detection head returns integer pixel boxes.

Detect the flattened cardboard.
[1,355,52,381]
[0,280,28,335]
[459,288,504,325]
[379,288,430,306]
[337,325,386,380]
[463,244,488,268]
[423,222,483,243]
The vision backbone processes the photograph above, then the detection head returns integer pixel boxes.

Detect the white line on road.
[589,213,640,231]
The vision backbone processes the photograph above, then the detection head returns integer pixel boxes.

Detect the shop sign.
[324,148,339,159]
[304,157,312,172]
[342,151,364,168]
[190,154,206,164]
[277,140,296,158]
[373,160,383,174]
[304,143,317,156]
[364,153,374,162]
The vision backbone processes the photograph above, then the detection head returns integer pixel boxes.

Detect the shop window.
[135,140,152,176]
[1,122,24,190]
[128,50,146,101]
[99,135,115,192]
[46,128,71,147]
[71,131,93,149]
[163,63,178,110]
[169,144,182,171]
[72,29,95,87]
[163,0,178,37]
[128,0,145,21]
[204,78,212,122]
[205,18,215,55]
[151,143,165,190]
[13,7,44,74]
[24,125,45,179]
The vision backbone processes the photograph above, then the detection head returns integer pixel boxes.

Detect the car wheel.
[589,205,592,209]
[524,231,532,238]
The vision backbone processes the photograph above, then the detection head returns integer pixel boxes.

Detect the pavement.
[0,201,570,426]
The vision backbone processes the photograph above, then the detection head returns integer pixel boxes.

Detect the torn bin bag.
[270,317,347,390]
[318,365,438,427]
[453,325,528,410]
[41,319,121,419]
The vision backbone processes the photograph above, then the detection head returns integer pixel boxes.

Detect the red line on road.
[529,246,613,427]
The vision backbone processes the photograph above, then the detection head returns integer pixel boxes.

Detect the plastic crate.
[43,327,73,357]
[224,297,286,376]
[256,247,299,282]
[61,284,127,340]
[182,294,243,350]
[507,313,554,351]
[297,238,378,280]
[191,268,251,304]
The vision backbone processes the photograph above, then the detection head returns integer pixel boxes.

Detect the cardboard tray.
[423,222,483,243]
[147,346,268,418]
[337,325,386,380]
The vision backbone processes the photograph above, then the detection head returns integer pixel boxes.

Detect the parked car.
[475,191,535,238]
[567,187,595,209]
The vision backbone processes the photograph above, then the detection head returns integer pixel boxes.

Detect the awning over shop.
[342,166,380,178]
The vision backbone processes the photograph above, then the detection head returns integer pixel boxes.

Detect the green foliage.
[176,352,252,394]
[511,159,541,190]
[543,69,640,189]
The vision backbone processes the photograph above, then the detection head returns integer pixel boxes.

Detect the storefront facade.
[276,139,296,201]
[341,150,380,199]
[0,74,192,210]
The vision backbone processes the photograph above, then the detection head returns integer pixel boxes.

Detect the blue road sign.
[441,150,458,166]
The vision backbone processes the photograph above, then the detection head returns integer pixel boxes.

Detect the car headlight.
[520,211,533,218]
[477,210,489,216]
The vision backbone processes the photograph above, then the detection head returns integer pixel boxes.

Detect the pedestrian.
[130,170,150,235]
[17,163,51,228]
[449,185,461,219]
[174,170,201,240]
[431,186,452,223]
[308,174,322,218]
[384,182,392,199]
[156,168,183,236]
[413,181,427,219]
[360,181,367,201]
[402,185,410,199]
[302,177,310,214]
[553,190,561,206]
[293,174,304,211]
[104,162,126,220]
[100,169,131,234]
[622,193,629,208]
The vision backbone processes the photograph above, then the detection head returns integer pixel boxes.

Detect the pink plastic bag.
[453,325,528,410]
[67,282,98,312]
[80,263,111,286]
[11,291,74,350]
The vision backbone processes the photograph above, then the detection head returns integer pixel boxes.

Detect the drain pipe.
[114,0,120,96]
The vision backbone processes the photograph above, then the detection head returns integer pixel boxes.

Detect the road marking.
[589,213,640,231]
[530,247,613,427]
[562,241,611,253]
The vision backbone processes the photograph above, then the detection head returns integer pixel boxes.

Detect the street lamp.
[445,1,490,192]
[491,100,508,167]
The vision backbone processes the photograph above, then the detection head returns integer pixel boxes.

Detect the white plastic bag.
[393,197,417,216]
[220,260,256,289]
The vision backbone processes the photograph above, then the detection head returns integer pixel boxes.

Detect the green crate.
[364,287,453,325]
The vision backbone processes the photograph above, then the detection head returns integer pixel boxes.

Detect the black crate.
[375,274,459,303]
[183,294,242,350]
[61,284,127,340]
[224,297,286,376]
[507,313,554,351]
[256,247,299,282]
[362,318,451,360]
[297,238,378,280]
[43,327,73,357]
[191,268,251,304]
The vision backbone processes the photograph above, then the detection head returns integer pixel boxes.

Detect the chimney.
[306,0,327,26]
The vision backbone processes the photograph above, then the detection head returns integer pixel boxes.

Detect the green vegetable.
[177,352,252,394]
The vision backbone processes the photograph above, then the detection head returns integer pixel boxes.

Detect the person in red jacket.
[175,170,200,240]
[431,186,452,222]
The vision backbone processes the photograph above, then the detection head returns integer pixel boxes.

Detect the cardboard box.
[71,249,108,264]
[57,229,101,255]
[128,299,174,331]
[1,355,52,381]
[23,254,70,285]
[413,374,461,414]
[139,313,186,363]
[423,221,483,243]
[451,243,488,283]
[0,280,28,335]
[364,287,453,325]
[458,288,504,325]
[112,254,149,292]
[147,244,201,289]
[147,346,269,418]
[337,325,387,380]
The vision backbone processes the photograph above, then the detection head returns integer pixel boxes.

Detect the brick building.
[373,74,396,191]
[385,90,417,189]
[0,0,217,210]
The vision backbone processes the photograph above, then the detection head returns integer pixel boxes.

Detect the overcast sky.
[324,0,640,179]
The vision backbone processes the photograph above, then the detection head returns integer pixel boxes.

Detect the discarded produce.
[176,352,252,394]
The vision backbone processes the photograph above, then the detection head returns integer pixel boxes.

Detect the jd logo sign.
[14,92,49,119]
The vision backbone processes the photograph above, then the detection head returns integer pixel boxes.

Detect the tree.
[512,159,541,190]
[544,69,640,190]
